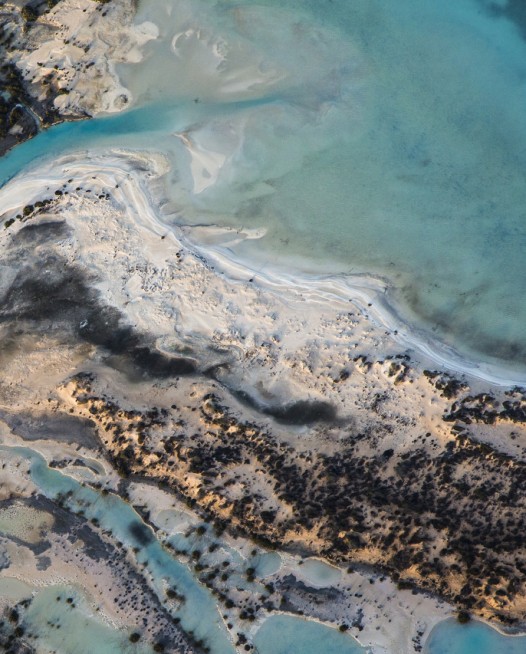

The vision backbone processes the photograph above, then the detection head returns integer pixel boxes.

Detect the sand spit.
[2,150,526,650]
[0,0,154,154]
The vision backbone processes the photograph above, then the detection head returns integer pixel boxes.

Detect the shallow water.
[18,583,155,654]
[253,551,281,578]
[299,558,341,587]
[125,0,526,370]
[2,0,526,371]
[0,577,151,654]
[425,618,526,654]
[253,614,365,654]
[2,2,526,648]
[0,445,236,654]
[0,445,368,653]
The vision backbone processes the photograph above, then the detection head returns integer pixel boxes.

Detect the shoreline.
[177,224,526,390]
[0,0,154,155]
[1,1,526,651]
[5,131,520,391]
[6,135,523,391]
[2,146,526,649]
[0,0,522,389]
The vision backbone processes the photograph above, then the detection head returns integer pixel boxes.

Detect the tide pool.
[2,0,526,373]
[299,558,341,587]
[0,445,236,654]
[14,583,155,654]
[253,614,365,654]
[425,619,526,654]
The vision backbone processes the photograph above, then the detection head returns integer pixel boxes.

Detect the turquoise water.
[253,551,281,578]
[0,577,155,654]
[0,100,221,187]
[19,584,155,654]
[253,614,365,654]
[2,0,526,370]
[299,558,341,586]
[0,445,236,654]
[3,1,526,647]
[425,619,526,654]
[90,0,526,373]
[0,445,368,653]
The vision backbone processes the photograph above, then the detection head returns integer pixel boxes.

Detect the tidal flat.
[1,1,526,653]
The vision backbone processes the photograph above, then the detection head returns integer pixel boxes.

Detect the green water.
[0,577,156,654]
[20,584,155,654]
[2,0,526,650]
[123,0,526,370]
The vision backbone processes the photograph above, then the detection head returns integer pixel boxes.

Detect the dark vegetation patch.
[444,386,526,427]
[3,200,57,230]
[70,376,526,624]
[277,574,342,608]
[9,220,69,244]
[128,520,155,547]
[0,597,36,654]
[131,347,196,378]
[0,410,98,446]
[0,0,109,156]
[262,399,337,425]
[275,574,365,628]
[0,4,66,156]
[423,371,468,399]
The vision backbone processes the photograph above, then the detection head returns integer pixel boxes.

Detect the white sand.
[11,0,158,116]
[0,147,490,653]
[1,1,525,649]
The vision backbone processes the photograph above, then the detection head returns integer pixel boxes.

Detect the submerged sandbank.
[2,0,526,652]
[4,0,526,381]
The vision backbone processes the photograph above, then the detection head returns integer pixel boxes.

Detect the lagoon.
[2,0,526,651]
[254,614,366,654]
[2,0,526,374]
[425,619,526,654]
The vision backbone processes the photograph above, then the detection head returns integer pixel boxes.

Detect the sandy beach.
[2,1,526,653]
[1,142,526,652]
[0,0,157,156]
